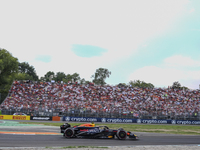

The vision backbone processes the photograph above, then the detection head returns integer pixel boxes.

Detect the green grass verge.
[45,146,108,149]
[20,122,200,135]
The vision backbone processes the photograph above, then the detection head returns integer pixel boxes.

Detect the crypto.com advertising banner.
[62,116,200,125]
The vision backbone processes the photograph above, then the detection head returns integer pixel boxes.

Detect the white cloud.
[189,8,195,13]
[128,55,200,89]
[164,55,200,67]
[128,66,182,88]
[0,0,191,81]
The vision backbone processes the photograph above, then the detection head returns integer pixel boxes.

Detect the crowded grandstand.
[0,80,199,120]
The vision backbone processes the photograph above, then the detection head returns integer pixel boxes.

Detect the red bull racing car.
[60,122,138,140]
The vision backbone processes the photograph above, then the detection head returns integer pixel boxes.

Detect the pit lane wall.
[62,116,200,125]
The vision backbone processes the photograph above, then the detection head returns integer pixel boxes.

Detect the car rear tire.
[116,130,127,140]
[64,128,74,138]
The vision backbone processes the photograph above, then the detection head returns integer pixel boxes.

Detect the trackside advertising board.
[62,116,200,125]
[30,116,52,121]
[136,119,200,125]
[63,116,100,122]
[0,115,30,120]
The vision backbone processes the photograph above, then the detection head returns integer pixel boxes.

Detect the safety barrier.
[1,115,200,125]
[1,109,199,121]
[62,116,200,125]
[30,116,52,121]
[0,115,30,120]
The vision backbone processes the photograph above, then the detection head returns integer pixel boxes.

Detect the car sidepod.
[75,127,100,137]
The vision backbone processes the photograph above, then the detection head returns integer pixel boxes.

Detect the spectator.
[0,80,199,119]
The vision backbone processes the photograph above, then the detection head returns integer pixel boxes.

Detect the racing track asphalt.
[0,120,200,147]
[1,133,200,147]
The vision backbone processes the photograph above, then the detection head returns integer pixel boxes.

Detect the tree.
[44,71,55,82]
[14,73,34,81]
[172,81,181,89]
[39,76,46,82]
[18,62,38,81]
[0,49,18,80]
[117,83,127,87]
[0,49,18,103]
[55,72,66,82]
[129,80,154,88]
[71,73,81,82]
[91,68,111,85]
[65,74,72,83]
[171,81,188,90]
[79,78,86,84]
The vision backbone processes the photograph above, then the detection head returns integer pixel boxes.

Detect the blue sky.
[0,0,200,89]
[72,45,107,57]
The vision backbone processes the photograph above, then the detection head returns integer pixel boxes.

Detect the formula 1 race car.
[60,122,138,140]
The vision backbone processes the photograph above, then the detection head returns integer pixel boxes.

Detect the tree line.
[0,48,188,103]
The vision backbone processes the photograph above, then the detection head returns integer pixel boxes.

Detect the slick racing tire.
[64,128,74,138]
[117,128,124,130]
[116,129,127,140]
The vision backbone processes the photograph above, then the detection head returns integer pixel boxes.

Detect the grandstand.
[0,80,200,120]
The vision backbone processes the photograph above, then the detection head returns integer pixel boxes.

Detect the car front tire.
[116,130,127,140]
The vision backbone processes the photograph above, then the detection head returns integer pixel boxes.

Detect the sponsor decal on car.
[87,129,99,133]
[79,128,99,133]
[80,129,89,131]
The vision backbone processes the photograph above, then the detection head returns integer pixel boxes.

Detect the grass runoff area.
[20,122,200,135]
[46,146,108,149]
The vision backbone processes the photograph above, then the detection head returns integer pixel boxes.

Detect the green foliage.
[117,83,127,87]
[0,49,18,103]
[55,72,66,82]
[47,146,108,149]
[0,49,18,80]
[129,80,154,88]
[64,74,72,83]
[40,71,83,84]
[14,73,34,81]
[172,81,181,89]
[18,62,38,81]
[44,71,55,82]
[171,81,189,90]
[71,73,81,82]
[91,68,111,85]
[39,76,46,82]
